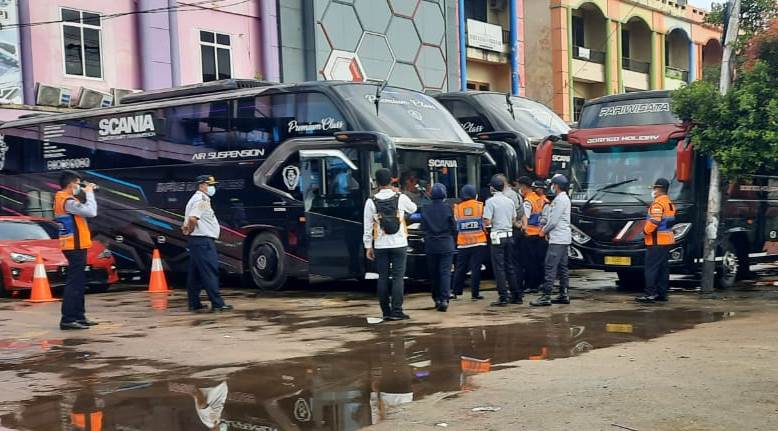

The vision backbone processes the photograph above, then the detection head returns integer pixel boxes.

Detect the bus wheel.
[248,232,287,291]
[715,240,738,290]
[616,270,644,291]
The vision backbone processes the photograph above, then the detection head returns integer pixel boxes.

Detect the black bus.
[435,91,570,184]
[566,90,778,288]
[0,80,486,290]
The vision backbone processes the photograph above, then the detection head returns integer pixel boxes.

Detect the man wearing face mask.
[182,175,232,312]
[55,171,98,330]
[636,178,676,303]
[530,174,572,307]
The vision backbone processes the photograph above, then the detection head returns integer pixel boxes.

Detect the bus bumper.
[569,242,690,271]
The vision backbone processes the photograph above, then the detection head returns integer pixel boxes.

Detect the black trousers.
[513,232,526,293]
[452,245,486,296]
[187,236,226,309]
[540,244,569,296]
[645,245,670,298]
[523,235,546,291]
[62,249,87,324]
[375,247,407,317]
[427,252,454,304]
[490,236,520,301]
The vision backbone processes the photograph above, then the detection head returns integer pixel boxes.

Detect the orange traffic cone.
[148,249,169,294]
[26,255,59,303]
[149,294,169,310]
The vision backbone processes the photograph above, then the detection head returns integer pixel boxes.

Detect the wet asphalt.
[0,266,776,431]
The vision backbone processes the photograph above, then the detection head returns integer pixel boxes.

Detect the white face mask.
[73,184,81,195]
[651,190,658,199]
[206,185,216,196]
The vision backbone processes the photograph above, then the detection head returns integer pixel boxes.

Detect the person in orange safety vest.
[636,177,676,303]
[517,177,547,293]
[451,184,487,300]
[54,171,99,330]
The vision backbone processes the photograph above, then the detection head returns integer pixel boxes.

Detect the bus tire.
[616,270,644,291]
[715,239,739,290]
[248,232,287,291]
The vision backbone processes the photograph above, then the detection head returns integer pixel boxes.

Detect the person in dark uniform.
[483,177,521,306]
[636,178,676,303]
[182,175,232,312]
[420,184,457,312]
[452,184,487,300]
[54,171,98,330]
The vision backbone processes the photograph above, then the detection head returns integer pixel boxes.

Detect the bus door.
[300,148,364,280]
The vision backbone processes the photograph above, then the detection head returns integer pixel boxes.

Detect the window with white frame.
[200,31,232,82]
[62,8,102,78]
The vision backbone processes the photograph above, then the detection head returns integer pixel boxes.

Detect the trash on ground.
[471,406,501,412]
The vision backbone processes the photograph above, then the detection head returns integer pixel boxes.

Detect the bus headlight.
[672,223,692,241]
[669,247,684,262]
[571,225,591,245]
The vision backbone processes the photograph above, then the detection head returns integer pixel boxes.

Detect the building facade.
[522,0,722,122]
[0,0,276,119]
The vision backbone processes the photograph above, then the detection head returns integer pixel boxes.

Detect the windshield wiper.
[599,190,649,207]
[374,81,388,116]
[582,178,638,209]
[506,94,516,120]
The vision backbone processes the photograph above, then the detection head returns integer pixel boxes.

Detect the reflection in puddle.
[1,309,733,431]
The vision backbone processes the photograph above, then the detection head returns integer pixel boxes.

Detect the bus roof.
[0,80,428,129]
[583,90,671,107]
[437,90,539,103]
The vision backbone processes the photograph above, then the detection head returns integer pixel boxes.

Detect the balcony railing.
[573,46,606,64]
[622,58,650,74]
[502,29,510,44]
[665,66,689,81]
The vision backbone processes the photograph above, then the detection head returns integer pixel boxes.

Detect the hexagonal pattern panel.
[389,0,419,17]
[388,62,422,90]
[354,0,392,33]
[386,17,420,63]
[415,1,445,45]
[321,2,363,52]
[415,45,446,88]
[357,33,394,81]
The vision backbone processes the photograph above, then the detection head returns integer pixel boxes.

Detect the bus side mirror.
[676,140,693,182]
[535,138,554,179]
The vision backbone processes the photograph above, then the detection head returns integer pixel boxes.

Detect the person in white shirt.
[363,168,418,321]
[182,175,232,313]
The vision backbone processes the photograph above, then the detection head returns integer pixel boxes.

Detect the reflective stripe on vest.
[454,200,487,247]
[524,191,545,236]
[644,195,676,246]
[54,190,92,250]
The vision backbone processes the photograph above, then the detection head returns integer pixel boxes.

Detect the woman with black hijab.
[420,183,457,312]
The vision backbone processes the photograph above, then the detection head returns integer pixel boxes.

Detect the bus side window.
[26,191,54,219]
[162,102,231,151]
[301,149,360,217]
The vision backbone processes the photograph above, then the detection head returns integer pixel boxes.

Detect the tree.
[671,18,778,178]
[707,0,778,44]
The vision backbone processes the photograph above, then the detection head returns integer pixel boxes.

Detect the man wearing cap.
[517,177,547,294]
[531,174,572,306]
[636,178,676,303]
[484,177,521,306]
[182,175,232,312]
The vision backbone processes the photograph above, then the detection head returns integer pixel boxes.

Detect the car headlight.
[571,225,591,245]
[672,223,692,241]
[10,252,36,263]
[97,249,113,259]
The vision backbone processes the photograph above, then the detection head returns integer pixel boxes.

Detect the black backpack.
[374,193,401,235]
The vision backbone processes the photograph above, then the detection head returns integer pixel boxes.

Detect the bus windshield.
[394,150,480,207]
[579,97,678,128]
[475,93,569,138]
[333,84,472,142]
[570,142,692,204]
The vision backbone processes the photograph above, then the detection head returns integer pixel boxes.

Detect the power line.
[0,0,251,31]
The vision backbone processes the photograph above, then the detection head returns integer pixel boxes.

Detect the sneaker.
[387,312,410,321]
[510,297,523,304]
[213,304,234,312]
[635,295,657,304]
[472,295,484,300]
[77,319,99,326]
[60,321,89,330]
[551,296,570,304]
[436,303,448,312]
[490,300,509,307]
[529,296,552,307]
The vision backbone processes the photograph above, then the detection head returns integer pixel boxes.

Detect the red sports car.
[0,216,119,297]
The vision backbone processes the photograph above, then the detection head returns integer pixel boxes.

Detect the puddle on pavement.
[0,308,734,431]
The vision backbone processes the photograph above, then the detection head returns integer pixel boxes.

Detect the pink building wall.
[175,1,263,85]
[19,0,142,99]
